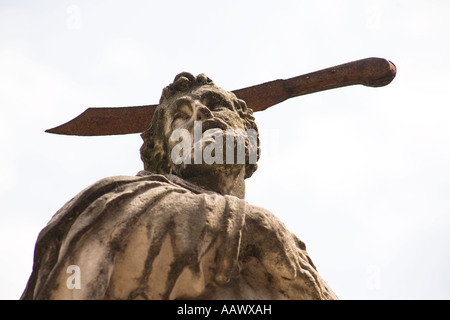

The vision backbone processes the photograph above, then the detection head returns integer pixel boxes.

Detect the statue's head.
[140,72,260,181]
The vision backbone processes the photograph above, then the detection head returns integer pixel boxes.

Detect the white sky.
[1,0,450,300]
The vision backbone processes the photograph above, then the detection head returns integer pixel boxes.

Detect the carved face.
[140,73,260,180]
[167,86,246,135]
[163,85,250,179]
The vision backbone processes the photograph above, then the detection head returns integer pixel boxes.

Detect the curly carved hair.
[140,72,260,179]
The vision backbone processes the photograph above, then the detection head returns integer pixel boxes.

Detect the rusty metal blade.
[46,57,396,136]
[45,104,157,136]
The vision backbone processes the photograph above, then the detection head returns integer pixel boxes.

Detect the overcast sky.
[1,0,450,300]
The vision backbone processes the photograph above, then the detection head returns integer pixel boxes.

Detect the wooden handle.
[233,57,397,112]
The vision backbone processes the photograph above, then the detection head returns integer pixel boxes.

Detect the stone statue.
[21,72,338,300]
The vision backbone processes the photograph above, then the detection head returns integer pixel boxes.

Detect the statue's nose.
[194,101,214,121]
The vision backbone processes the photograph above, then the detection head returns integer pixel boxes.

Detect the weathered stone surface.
[22,172,336,300]
[22,72,337,300]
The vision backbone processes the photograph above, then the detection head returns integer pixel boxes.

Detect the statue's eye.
[171,111,191,130]
[173,111,191,121]
[203,95,232,112]
[203,97,220,111]
[173,98,194,121]
[208,103,224,111]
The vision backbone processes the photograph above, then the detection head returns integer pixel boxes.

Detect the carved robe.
[21,171,337,300]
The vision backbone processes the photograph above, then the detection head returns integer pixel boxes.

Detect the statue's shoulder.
[71,171,202,201]
[43,172,186,226]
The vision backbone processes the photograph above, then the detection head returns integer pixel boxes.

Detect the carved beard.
[169,129,250,180]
